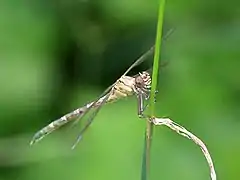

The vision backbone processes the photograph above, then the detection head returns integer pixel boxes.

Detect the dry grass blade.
[151,117,217,180]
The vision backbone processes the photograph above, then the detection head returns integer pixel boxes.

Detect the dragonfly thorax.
[135,71,151,90]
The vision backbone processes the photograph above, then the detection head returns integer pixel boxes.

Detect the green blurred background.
[0,0,239,179]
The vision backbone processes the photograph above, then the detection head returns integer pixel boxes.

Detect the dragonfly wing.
[70,83,115,128]
[122,28,175,77]
[71,92,112,149]
[122,46,154,77]
[132,60,169,79]
[70,29,175,148]
[30,80,114,146]
[30,103,92,145]
[30,117,72,145]
[30,124,55,145]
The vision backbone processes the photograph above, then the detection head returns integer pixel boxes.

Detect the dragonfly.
[30,29,174,149]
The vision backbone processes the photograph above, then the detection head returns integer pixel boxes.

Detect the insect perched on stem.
[30,29,174,149]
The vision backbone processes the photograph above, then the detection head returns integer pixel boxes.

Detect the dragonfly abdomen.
[30,106,89,145]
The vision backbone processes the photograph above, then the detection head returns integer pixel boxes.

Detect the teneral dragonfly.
[30,48,153,149]
[30,29,174,149]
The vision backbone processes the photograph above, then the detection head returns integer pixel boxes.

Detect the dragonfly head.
[135,71,151,90]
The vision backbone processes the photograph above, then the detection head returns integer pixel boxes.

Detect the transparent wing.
[70,83,115,127]
[30,90,112,146]
[30,105,90,145]
[70,28,175,148]
[30,28,175,146]
[132,60,169,79]
[122,28,175,77]
[71,92,112,149]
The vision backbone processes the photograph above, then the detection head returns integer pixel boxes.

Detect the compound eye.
[135,76,144,87]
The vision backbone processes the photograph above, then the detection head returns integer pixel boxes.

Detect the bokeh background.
[0,0,239,180]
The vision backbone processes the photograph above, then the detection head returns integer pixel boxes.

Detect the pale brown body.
[30,72,151,145]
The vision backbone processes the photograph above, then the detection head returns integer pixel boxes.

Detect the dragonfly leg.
[137,93,149,118]
[141,89,157,102]
[137,88,150,100]
[136,88,159,118]
[144,90,150,100]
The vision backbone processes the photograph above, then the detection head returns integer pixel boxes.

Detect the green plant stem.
[143,0,166,180]
[149,0,166,114]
